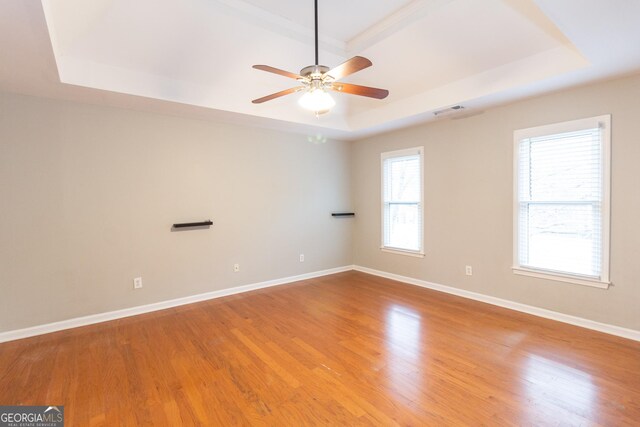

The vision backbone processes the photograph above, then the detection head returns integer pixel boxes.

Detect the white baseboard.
[353,265,640,342]
[0,265,354,343]
[3,264,638,344]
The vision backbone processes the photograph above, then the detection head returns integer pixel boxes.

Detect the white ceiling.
[1,0,639,140]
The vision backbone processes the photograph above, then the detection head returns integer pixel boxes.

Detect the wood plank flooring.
[1,271,639,426]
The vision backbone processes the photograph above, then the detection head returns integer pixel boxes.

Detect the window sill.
[380,247,425,258]
[512,267,610,289]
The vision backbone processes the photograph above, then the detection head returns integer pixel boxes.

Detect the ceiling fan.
[251,0,389,116]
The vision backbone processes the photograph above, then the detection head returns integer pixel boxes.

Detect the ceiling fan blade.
[252,87,303,104]
[252,65,303,80]
[325,56,372,81]
[331,83,389,99]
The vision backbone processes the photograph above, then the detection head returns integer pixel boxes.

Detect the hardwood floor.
[1,271,639,426]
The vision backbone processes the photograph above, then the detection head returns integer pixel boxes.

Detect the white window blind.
[381,147,424,255]
[514,115,610,287]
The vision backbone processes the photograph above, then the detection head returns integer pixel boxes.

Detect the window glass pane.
[528,130,601,201]
[388,157,420,202]
[386,203,420,251]
[522,204,600,276]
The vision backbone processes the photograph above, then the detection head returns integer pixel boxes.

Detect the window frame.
[512,115,611,289]
[380,146,425,257]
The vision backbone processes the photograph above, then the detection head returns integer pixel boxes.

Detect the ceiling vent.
[433,105,465,117]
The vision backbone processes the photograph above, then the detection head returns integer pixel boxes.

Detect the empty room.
[1,0,639,425]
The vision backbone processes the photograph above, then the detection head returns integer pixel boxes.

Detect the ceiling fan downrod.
[314,0,319,66]
[301,0,328,78]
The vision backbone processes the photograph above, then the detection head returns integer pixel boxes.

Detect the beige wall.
[0,93,353,332]
[2,74,639,335]
[352,74,640,331]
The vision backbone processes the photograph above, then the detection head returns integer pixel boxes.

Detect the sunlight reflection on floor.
[523,354,597,422]
[384,304,424,400]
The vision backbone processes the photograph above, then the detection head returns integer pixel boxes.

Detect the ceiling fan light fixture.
[298,88,335,115]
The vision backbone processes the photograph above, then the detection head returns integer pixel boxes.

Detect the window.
[381,147,424,256]
[513,115,610,288]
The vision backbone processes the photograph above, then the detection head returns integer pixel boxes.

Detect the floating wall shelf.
[172,220,213,228]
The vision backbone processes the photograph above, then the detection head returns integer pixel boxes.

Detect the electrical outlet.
[234,263,240,272]
[133,277,143,289]
[299,254,305,262]
[465,266,473,276]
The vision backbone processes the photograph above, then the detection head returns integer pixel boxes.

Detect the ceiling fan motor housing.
[300,65,330,78]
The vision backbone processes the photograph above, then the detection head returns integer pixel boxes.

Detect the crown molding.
[346,0,454,55]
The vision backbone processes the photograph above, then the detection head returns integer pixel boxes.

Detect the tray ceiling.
[1,0,639,139]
